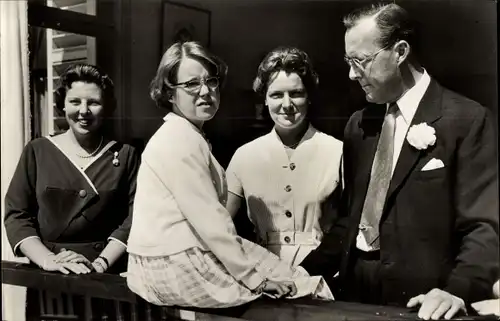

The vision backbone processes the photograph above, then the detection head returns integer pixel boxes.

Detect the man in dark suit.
[300,3,499,320]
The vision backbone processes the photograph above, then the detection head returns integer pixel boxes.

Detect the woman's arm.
[4,143,41,256]
[92,240,127,273]
[300,147,349,276]
[19,237,91,274]
[226,150,245,219]
[5,143,91,274]
[319,153,344,233]
[226,192,243,219]
[99,145,140,271]
[108,146,139,243]
[145,141,265,290]
[19,237,55,267]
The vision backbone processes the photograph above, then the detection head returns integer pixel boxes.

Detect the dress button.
[284,185,292,192]
[94,243,104,251]
[284,236,291,243]
[79,189,87,198]
[289,163,296,170]
[285,210,292,218]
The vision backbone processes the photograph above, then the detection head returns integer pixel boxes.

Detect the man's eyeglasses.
[172,77,219,92]
[344,44,391,71]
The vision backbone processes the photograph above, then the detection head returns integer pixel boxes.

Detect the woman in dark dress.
[4,64,139,319]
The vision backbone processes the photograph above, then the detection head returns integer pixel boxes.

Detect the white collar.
[270,123,316,146]
[391,69,431,124]
[163,112,205,136]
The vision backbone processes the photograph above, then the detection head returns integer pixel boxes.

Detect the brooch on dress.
[112,151,120,167]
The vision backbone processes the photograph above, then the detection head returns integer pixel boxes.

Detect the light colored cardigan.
[127,112,264,289]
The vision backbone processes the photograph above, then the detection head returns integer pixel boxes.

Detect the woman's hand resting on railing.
[18,239,92,275]
[256,279,297,298]
[52,242,123,274]
[54,249,92,266]
[53,249,112,274]
[41,253,92,275]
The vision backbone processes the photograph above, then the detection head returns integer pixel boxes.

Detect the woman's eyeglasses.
[172,77,219,93]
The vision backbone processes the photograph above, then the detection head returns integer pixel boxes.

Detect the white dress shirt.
[226,125,343,266]
[356,69,431,252]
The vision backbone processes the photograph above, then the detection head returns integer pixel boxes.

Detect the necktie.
[359,103,398,249]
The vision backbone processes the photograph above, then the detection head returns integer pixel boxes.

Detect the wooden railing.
[2,260,495,321]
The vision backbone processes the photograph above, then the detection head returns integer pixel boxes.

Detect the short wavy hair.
[252,47,319,100]
[343,3,420,55]
[150,41,228,110]
[54,64,116,114]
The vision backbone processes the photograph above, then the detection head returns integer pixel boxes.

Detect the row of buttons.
[282,163,296,195]
[284,158,293,219]
[283,159,295,243]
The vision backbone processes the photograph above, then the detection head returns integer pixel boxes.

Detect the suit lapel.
[386,80,443,202]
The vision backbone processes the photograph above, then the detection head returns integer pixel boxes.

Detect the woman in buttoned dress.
[126,41,333,309]
[226,47,344,267]
[4,64,139,320]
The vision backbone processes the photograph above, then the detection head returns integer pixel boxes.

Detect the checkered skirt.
[127,238,329,308]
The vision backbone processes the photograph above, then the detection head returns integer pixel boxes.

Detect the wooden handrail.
[3,260,494,320]
[1,260,249,320]
[2,260,135,302]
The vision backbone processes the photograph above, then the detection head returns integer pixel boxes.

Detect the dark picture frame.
[161,1,211,54]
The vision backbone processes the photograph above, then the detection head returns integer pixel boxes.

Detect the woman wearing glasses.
[225,47,344,267]
[126,41,333,308]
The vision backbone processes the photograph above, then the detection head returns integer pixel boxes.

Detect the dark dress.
[4,135,139,320]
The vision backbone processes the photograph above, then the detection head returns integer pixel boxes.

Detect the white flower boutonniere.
[406,123,436,150]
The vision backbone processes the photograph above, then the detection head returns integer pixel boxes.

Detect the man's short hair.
[343,3,419,55]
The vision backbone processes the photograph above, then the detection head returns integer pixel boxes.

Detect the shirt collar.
[163,112,205,137]
[270,123,316,146]
[390,69,431,124]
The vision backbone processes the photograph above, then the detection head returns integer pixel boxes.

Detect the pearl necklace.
[75,137,104,159]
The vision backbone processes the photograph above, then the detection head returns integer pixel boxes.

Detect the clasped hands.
[41,249,108,275]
